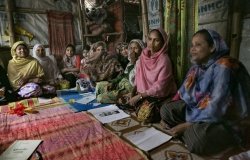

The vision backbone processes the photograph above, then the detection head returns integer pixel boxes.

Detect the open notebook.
[0,140,42,160]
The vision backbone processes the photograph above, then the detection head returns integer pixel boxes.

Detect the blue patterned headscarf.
[178,29,250,124]
[204,29,229,68]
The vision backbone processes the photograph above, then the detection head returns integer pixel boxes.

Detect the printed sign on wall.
[148,0,161,29]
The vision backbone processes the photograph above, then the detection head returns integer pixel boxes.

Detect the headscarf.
[127,39,145,64]
[33,44,61,82]
[127,39,146,85]
[115,42,128,54]
[134,28,177,98]
[84,41,124,82]
[8,41,44,90]
[10,41,34,66]
[86,41,107,63]
[201,29,229,68]
[32,44,52,64]
[128,39,145,50]
[179,29,250,123]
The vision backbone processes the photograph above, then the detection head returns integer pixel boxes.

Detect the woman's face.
[96,45,105,54]
[129,42,141,64]
[190,33,214,64]
[82,49,89,58]
[147,30,164,54]
[36,46,46,58]
[16,44,29,58]
[65,46,74,57]
[120,46,128,57]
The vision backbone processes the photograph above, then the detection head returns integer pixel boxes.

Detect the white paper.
[126,127,172,151]
[229,150,250,160]
[38,97,53,105]
[77,93,96,104]
[88,105,130,123]
[0,140,42,160]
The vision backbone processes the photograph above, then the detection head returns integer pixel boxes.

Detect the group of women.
[0,28,249,156]
[95,28,250,155]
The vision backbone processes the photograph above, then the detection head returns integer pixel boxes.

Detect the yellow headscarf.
[8,41,45,90]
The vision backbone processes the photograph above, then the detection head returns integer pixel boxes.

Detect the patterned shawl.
[179,29,250,123]
[134,28,177,98]
[8,41,44,90]
[85,41,123,82]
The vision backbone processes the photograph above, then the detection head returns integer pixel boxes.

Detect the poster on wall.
[199,0,229,23]
[148,0,162,29]
[198,0,229,40]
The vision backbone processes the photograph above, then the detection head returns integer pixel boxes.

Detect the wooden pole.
[229,0,242,59]
[121,0,124,41]
[159,0,164,29]
[78,0,85,47]
[141,0,149,41]
[5,0,15,46]
[80,0,88,45]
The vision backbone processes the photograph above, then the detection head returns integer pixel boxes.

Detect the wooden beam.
[141,0,149,41]
[159,0,163,29]
[5,0,15,46]
[80,0,88,45]
[229,0,242,59]
[77,0,85,47]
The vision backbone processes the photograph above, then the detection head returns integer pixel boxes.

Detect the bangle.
[139,94,143,99]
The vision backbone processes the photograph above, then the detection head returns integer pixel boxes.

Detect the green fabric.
[164,0,198,86]
[110,64,134,84]
[96,78,133,104]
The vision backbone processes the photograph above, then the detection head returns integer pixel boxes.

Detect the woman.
[0,65,16,104]
[8,41,44,97]
[33,44,62,85]
[84,41,123,84]
[160,29,250,155]
[96,39,145,104]
[128,28,177,106]
[115,42,129,70]
[60,44,80,88]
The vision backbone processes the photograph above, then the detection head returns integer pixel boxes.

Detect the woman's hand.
[29,78,42,84]
[167,122,192,137]
[0,87,5,97]
[17,77,28,86]
[107,83,114,91]
[61,68,69,73]
[129,94,142,106]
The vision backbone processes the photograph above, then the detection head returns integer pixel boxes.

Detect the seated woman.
[128,28,177,107]
[115,42,129,70]
[60,44,80,88]
[160,29,250,155]
[80,44,91,68]
[0,65,16,104]
[84,41,124,84]
[96,39,145,104]
[33,44,62,85]
[8,41,45,98]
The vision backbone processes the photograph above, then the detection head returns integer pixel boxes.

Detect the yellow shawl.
[8,41,44,90]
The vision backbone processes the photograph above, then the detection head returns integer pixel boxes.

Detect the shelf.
[84,32,123,37]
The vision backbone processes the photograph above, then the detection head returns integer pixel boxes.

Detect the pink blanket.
[0,105,146,160]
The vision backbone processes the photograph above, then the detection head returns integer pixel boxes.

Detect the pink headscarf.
[135,28,177,98]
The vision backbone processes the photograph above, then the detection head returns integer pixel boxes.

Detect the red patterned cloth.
[47,11,74,63]
[0,105,146,160]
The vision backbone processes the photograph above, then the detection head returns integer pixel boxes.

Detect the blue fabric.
[179,29,250,123]
[57,90,108,112]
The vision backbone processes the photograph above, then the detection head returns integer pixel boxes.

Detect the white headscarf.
[32,44,62,83]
